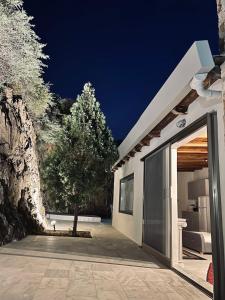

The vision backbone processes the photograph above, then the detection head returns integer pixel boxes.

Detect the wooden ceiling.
[177,137,208,172]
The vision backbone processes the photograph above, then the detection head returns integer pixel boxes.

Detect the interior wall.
[177,172,194,217]
[177,168,209,216]
[194,168,208,180]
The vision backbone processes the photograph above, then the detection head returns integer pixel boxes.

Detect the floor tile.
[44,268,70,278]
[33,288,67,300]
[97,290,127,300]
[39,277,69,289]
[0,221,210,300]
[67,282,97,298]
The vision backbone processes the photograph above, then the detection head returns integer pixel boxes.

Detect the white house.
[112,41,225,299]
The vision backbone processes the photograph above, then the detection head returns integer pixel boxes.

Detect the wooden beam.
[184,144,208,148]
[172,105,188,115]
[178,162,208,166]
[153,113,176,133]
[135,144,142,152]
[188,137,207,144]
[141,138,151,146]
[177,161,208,169]
[177,153,208,159]
[178,165,208,170]
[178,168,204,172]
[147,130,161,138]
[129,151,135,157]
[178,146,208,153]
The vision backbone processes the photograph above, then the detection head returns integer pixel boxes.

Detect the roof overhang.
[115,41,215,166]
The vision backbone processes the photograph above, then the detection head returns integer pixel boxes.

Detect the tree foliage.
[42,83,118,222]
[37,95,73,146]
[0,0,52,116]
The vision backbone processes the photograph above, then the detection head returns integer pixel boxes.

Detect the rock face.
[0,88,46,245]
[216,0,225,54]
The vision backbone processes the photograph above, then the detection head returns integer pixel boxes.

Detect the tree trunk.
[72,203,78,237]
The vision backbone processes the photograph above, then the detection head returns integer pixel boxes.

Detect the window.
[119,174,134,215]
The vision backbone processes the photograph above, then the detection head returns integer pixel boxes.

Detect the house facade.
[112,41,225,299]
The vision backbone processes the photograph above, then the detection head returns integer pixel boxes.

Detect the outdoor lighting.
[51,220,56,231]
[176,119,186,128]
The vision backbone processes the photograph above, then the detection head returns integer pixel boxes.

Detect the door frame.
[207,112,225,300]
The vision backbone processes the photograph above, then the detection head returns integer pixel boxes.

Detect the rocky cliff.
[0,88,46,245]
[217,0,225,54]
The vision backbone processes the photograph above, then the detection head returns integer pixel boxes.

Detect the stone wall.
[0,88,46,245]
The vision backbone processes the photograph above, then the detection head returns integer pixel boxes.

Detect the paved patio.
[0,220,210,299]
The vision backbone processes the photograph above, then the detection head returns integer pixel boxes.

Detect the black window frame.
[119,173,134,215]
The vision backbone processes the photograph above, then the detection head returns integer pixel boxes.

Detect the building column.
[178,218,187,262]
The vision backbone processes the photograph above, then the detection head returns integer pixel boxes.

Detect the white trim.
[46,214,101,223]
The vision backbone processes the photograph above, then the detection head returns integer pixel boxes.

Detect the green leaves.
[0,0,52,117]
[42,83,118,215]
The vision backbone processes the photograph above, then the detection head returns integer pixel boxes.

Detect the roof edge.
[117,41,215,162]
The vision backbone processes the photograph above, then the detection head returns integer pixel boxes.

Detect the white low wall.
[46,214,101,223]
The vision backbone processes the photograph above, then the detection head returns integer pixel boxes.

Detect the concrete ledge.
[46,214,101,223]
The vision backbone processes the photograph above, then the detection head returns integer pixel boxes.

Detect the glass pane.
[144,147,170,257]
[120,174,134,214]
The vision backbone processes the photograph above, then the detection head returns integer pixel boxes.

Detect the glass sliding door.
[143,145,170,258]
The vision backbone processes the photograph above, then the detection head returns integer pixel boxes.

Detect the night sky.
[24,0,219,140]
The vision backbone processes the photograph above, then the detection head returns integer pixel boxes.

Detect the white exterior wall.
[112,152,144,245]
[112,41,225,248]
[113,98,225,245]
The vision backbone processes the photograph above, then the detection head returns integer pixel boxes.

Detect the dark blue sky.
[24,0,219,140]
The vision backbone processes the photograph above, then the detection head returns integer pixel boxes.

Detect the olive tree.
[43,83,118,236]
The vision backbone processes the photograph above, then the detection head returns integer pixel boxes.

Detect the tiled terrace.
[0,221,210,299]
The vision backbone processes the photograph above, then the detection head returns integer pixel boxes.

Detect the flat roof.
[117,41,215,162]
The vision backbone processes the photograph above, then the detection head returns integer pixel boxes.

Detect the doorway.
[170,114,225,299]
[143,113,225,299]
[172,126,214,294]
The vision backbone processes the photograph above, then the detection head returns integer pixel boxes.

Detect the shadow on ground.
[0,220,209,299]
[0,220,162,268]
